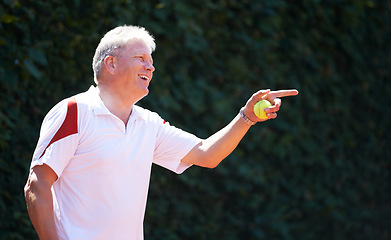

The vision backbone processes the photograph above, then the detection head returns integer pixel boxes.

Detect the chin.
[141,88,149,98]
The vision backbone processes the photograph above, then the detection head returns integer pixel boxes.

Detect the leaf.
[28,48,48,65]
[23,59,42,79]
[0,14,19,24]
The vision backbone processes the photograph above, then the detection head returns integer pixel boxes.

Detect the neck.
[97,84,135,125]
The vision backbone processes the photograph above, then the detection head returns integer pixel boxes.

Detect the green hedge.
[1,0,390,239]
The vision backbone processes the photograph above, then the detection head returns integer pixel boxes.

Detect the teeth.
[140,75,149,80]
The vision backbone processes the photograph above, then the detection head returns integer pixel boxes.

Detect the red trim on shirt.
[39,97,78,159]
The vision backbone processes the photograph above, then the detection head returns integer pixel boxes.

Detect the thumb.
[255,89,271,101]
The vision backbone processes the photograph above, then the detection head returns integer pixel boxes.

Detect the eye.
[137,56,145,62]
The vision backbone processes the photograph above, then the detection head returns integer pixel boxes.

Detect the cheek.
[126,63,142,74]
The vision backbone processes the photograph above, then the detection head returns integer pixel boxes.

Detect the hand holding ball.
[254,100,272,120]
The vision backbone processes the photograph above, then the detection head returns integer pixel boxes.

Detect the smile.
[139,75,150,81]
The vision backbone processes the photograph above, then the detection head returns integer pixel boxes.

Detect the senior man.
[24,25,298,240]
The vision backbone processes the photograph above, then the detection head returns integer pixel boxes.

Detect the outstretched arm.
[181,89,298,168]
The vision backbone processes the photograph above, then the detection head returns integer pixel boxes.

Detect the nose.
[145,61,155,72]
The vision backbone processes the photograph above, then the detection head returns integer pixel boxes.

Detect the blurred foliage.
[1,0,390,239]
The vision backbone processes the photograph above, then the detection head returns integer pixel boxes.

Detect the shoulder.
[38,96,79,142]
[42,98,72,125]
[41,87,96,128]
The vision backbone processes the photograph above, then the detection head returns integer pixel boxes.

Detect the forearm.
[182,113,251,168]
[24,174,59,240]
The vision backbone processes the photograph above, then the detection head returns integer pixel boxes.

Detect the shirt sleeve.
[30,97,79,178]
[153,117,202,174]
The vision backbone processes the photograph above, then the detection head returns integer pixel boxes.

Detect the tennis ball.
[254,100,272,120]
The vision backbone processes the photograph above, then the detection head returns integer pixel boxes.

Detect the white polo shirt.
[30,86,201,240]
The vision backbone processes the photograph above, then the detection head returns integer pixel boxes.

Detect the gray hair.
[92,25,156,83]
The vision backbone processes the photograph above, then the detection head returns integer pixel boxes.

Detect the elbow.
[195,150,225,169]
[197,157,220,169]
[205,161,219,169]
[200,164,217,169]
[186,155,220,169]
[184,142,225,169]
[207,165,218,169]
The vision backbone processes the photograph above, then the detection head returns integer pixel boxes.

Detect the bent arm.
[181,89,298,168]
[181,113,251,168]
[24,164,59,240]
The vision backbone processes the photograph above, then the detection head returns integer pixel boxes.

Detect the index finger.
[270,89,299,98]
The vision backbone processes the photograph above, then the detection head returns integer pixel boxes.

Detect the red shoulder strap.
[39,97,78,159]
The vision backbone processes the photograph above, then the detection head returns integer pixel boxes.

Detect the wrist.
[239,108,256,126]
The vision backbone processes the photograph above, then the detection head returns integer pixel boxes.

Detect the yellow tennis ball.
[254,100,272,120]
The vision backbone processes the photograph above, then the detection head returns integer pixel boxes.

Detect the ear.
[103,56,116,75]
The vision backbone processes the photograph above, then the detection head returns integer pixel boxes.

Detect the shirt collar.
[128,105,146,122]
[87,85,146,121]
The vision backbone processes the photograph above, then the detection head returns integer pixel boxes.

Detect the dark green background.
[1,0,390,239]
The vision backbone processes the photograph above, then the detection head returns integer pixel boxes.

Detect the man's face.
[113,40,155,101]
